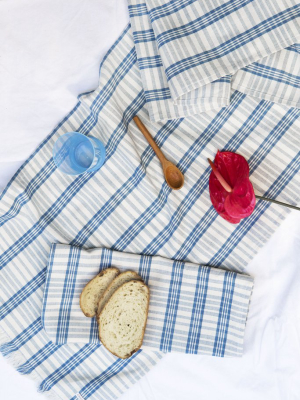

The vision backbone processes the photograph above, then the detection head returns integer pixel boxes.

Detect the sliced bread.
[97,271,143,317]
[80,267,119,317]
[98,280,149,359]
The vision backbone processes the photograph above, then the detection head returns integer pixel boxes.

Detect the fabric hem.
[0,325,63,400]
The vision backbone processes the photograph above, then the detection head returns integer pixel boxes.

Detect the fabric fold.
[129,0,300,121]
[232,43,300,109]
[129,0,231,122]
[42,244,254,357]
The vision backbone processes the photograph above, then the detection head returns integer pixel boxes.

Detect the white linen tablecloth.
[0,1,299,399]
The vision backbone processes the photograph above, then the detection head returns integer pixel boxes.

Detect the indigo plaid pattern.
[0,3,300,400]
[42,245,254,356]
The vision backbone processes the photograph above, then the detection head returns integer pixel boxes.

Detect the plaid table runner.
[0,1,300,399]
[42,245,254,355]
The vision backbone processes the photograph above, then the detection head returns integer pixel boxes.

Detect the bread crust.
[79,267,120,317]
[98,280,150,359]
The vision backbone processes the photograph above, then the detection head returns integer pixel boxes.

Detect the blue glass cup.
[53,132,106,175]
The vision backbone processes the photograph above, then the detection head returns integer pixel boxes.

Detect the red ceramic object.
[208,151,256,224]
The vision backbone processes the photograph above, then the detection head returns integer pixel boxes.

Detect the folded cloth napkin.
[129,0,300,121]
[42,244,254,357]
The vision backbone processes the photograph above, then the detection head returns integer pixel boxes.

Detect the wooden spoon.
[133,116,184,190]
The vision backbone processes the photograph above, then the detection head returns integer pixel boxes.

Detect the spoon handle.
[133,116,166,166]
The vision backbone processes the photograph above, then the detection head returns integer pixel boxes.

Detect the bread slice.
[98,280,149,359]
[80,268,119,317]
[97,271,143,317]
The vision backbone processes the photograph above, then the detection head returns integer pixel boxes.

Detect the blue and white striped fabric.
[129,0,300,121]
[1,6,300,400]
[42,244,254,356]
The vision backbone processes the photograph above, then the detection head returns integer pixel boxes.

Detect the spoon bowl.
[164,162,184,190]
[133,116,184,190]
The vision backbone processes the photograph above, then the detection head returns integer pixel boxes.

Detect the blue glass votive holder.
[53,132,106,175]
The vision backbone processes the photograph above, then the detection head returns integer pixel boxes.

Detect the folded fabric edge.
[195,270,253,357]
[231,84,300,110]
[229,274,254,357]
[148,97,230,122]
[169,33,300,102]
[41,243,58,344]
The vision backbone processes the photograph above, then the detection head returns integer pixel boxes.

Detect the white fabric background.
[0,1,299,399]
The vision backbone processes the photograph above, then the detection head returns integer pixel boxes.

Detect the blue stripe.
[73,350,142,399]
[138,255,152,285]
[241,62,300,88]
[160,261,185,352]
[212,272,236,357]
[185,267,210,353]
[38,344,100,392]
[89,318,98,344]
[133,29,156,44]
[287,43,300,54]
[145,87,172,101]
[155,0,254,48]
[128,3,148,18]
[41,243,56,329]
[71,164,145,247]
[99,248,113,270]
[138,55,164,70]
[248,108,299,174]
[56,246,81,344]
[149,0,200,23]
